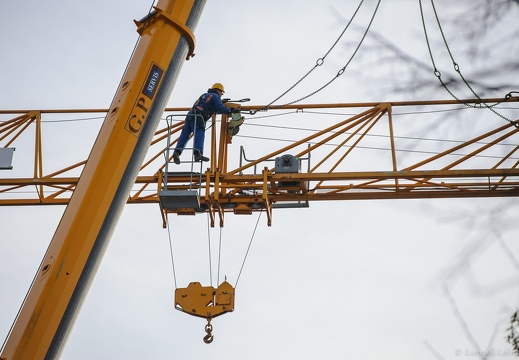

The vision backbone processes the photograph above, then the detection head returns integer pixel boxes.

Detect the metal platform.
[159,189,200,210]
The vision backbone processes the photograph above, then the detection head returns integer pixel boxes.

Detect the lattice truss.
[1,99,518,214]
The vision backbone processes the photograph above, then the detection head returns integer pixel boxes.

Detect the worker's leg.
[193,116,206,156]
[174,115,195,154]
[173,115,194,164]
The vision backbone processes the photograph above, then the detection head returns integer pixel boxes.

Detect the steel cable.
[418,0,519,127]
[277,0,382,109]
[206,213,213,287]
[166,217,178,289]
[235,210,263,288]
[217,226,223,285]
[251,0,370,114]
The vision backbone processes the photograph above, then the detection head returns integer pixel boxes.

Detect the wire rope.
[418,0,519,127]
[206,213,213,287]
[235,133,519,161]
[40,116,106,123]
[217,227,223,285]
[245,120,519,147]
[166,217,178,289]
[255,0,366,114]
[250,0,384,115]
[24,102,518,124]
[235,211,263,288]
[277,0,382,109]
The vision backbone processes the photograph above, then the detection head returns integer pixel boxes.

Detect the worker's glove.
[230,108,240,113]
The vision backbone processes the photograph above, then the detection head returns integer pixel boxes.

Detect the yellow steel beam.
[2,96,519,115]
[1,100,519,212]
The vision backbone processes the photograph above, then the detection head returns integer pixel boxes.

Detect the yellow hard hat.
[212,83,225,93]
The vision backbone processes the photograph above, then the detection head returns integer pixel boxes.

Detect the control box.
[275,154,300,173]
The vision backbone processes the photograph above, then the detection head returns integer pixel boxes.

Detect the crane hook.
[203,320,214,344]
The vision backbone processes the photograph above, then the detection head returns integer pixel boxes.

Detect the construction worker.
[173,83,235,163]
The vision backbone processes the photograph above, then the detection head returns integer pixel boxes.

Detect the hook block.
[175,281,235,319]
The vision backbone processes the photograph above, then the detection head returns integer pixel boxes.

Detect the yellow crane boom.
[0,0,205,358]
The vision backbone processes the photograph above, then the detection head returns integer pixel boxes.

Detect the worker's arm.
[212,95,232,114]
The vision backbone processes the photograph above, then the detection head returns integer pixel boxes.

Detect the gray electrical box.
[275,154,300,173]
[0,148,15,170]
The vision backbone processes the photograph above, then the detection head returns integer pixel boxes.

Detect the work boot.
[194,153,209,162]
[173,151,181,165]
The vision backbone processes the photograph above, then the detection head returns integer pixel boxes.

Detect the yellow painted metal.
[175,281,235,319]
[0,0,203,359]
[1,99,519,214]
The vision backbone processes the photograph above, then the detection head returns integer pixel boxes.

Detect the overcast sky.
[1,1,519,359]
